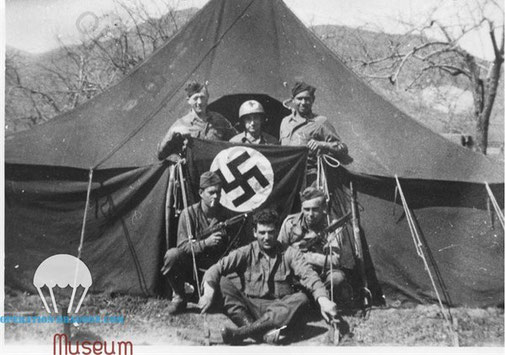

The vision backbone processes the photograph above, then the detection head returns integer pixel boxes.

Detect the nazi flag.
[185,138,307,217]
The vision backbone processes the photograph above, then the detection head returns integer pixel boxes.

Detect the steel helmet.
[239,100,265,119]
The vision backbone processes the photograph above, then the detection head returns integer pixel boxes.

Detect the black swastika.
[216,151,270,207]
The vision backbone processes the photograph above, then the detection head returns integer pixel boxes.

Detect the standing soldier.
[280,81,347,185]
[229,100,279,145]
[158,81,236,159]
[199,209,337,345]
[161,171,230,314]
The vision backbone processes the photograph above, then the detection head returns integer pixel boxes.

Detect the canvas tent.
[5,0,504,307]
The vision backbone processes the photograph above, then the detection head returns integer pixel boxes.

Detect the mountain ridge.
[5,8,503,147]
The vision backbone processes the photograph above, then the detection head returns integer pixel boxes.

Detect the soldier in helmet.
[229,100,279,145]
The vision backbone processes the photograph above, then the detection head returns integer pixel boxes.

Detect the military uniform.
[203,240,329,329]
[158,110,236,159]
[278,212,345,291]
[229,132,279,145]
[279,112,346,178]
[162,202,230,297]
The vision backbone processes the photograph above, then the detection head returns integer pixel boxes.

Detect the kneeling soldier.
[278,187,348,298]
[161,171,229,314]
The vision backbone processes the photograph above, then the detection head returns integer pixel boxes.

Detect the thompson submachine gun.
[194,213,248,241]
[298,211,352,252]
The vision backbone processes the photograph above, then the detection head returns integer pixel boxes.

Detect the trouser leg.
[323,268,353,304]
[219,277,256,326]
[251,292,310,329]
[161,248,191,313]
[161,248,188,296]
[323,269,346,290]
[221,292,310,345]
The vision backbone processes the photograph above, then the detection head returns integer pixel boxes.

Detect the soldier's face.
[199,185,221,208]
[254,223,277,251]
[293,91,314,116]
[188,92,209,114]
[244,114,263,136]
[302,197,325,228]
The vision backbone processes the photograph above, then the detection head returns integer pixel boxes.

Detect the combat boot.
[221,315,279,345]
[166,293,187,315]
[229,309,255,327]
[165,274,187,315]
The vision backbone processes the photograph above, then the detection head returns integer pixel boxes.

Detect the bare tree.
[5,0,192,133]
[5,51,62,131]
[79,0,184,75]
[353,0,503,154]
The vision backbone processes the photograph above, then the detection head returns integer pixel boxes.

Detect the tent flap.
[6,163,169,296]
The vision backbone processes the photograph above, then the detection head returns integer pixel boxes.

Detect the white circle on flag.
[210,147,274,212]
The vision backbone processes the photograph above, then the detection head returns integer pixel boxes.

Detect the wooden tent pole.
[164,164,176,249]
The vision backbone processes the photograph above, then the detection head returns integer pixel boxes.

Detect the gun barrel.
[224,213,248,226]
[326,211,352,232]
[196,213,248,240]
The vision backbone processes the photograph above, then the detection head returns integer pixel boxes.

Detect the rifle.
[297,211,352,252]
[194,213,248,241]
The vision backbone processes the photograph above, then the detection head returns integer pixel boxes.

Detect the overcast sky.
[5,0,503,59]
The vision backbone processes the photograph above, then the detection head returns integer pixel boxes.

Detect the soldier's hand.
[199,282,215,314]
[304,231,318,240]
[318,296,338,322]
[293,240,307,250]
[332,253,341,268]
[308,139,330,153]
[307,139,322,152]
[205,231,224,247]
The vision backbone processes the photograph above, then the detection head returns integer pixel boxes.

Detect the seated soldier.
[157,81,237,159]
[161,171,230,314]
[199,209,337,345]
[278,187,348,300]
[229,100,279,145]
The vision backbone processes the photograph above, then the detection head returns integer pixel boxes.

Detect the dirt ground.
[3,290,504,347]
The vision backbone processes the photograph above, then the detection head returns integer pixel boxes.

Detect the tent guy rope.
[394,175,459,345]
[70,168,94,314]
[485,182,504,229]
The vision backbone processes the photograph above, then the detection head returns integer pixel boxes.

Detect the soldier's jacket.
[229,131,279,145]
[278,212,341,256]
[157,110,237,159]
[203,240,329,300]
[167,110,236,141]
[279,112,346,174]
[177,201,231,268]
